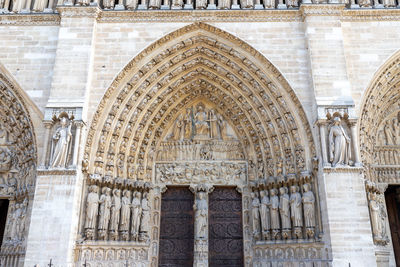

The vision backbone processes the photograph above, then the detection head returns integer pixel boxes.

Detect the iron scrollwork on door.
[209,187,243,267]
[159,187,194,267]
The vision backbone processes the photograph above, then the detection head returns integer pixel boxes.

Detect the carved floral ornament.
[83,23,315,184]
[359,53,400,183]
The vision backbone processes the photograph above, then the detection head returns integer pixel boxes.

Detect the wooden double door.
[158,187,243,267]
[385,186,400,265]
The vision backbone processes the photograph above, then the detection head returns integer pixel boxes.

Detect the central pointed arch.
[83,22,315,181]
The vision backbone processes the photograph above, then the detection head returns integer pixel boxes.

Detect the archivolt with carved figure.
[77,23,324,265]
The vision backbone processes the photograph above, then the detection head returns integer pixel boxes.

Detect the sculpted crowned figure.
[302,183,315,238]
[279,186,291,239]
[109,189,121,240]
[270,188,280,239]
[329,117,351,167]
[259,190,271,240]
[98,187,112,240]
[131,191,142,240]
[50,117,72,168]
[194,104,210,138]
[85,185,99,240]
[290,185,303,238]
[194,191,208,239]
[251,192,261,240]
[119,190,131,240]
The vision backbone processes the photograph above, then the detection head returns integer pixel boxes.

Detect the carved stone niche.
[42,108,84,170]
[365,181,390,246]
[317,107,361,168]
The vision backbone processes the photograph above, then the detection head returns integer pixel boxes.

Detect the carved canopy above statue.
[83,22,315,182]
[359,52,400,183]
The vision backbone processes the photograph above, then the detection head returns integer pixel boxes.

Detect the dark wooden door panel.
[385,186,400,265]
[159,187,194,267]
[209,187,243,267]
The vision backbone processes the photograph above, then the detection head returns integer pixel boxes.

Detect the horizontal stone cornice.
[0,13,60,25]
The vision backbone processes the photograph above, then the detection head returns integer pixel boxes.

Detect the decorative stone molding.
[0,14,60,25]
[342,8,400,21]
[56,5,101,18]
[300,3,345,18]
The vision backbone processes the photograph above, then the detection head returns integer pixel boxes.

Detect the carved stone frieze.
[155,161,247,185]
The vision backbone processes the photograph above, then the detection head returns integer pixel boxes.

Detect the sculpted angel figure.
[50,117,72,168]
[329,117,351,167]
[194,191,208,239]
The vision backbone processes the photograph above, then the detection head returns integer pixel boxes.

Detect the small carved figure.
[260,190,271,240]
[384,120,396,145]
[85,185,99,239]
[302,183,315,238]
[194,191,208,239]
[209,109,221,140]
[50,117,72,168]
[139,192,151,241]
[329,117,351,167]
[270,188,280,239]
[11,203,21,241]
[110,189,121,239]
[183,108,193,140]
[98,187,112,239]
[251,192,261,240]
[170,114,184,141]
[131,191,142,240]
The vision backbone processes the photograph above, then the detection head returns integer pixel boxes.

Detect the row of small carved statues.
[373,149,400,165]
[84,185,150,242]
[2,198,28,245]
[251,183,316,241]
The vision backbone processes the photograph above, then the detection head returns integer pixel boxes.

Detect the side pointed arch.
[83,22,316,181]
[359,50,400,183]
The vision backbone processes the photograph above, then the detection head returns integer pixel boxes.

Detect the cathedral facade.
[0,1,399,266]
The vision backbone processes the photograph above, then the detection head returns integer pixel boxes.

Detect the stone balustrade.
[1,0,400,14]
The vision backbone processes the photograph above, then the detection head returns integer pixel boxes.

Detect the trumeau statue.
[85,185,99,239]
[98,187,112,239]
[194,191,208,239]
[259,190,270,240]
[50,116,72,169]
[251,192,261,240]
[329,117,351,167]
[131,191,142,240]
[110,189,121,240]
[302,183,315,238]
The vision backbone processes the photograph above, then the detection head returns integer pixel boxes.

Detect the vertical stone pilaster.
[317,120,330,167]
[349,121,362,167]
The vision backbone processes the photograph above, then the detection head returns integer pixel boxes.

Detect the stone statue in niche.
[98,187,112,240]
[120,189,131,241]
[383,118,399,145]
[259,190,271,240]
[171,0,183,8]
[270,188,280,240]
[240,0,253,8]
[209,109,221,140]
[329,117,351,167]
[195,0,207,9]
[109,189,121,240]
[302,183,315,239]
[50,116,72,168]
[279,186,291,239]
[290,185,303,238]
[369,192,389,245]
[194,104,210,138]
[139,192,150,241]
[251,192,261,240]
[85,185,99,240]
[194,191,208,239]
[131,191,142,241]
[217,0,230,9]
[183,108,193,140]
